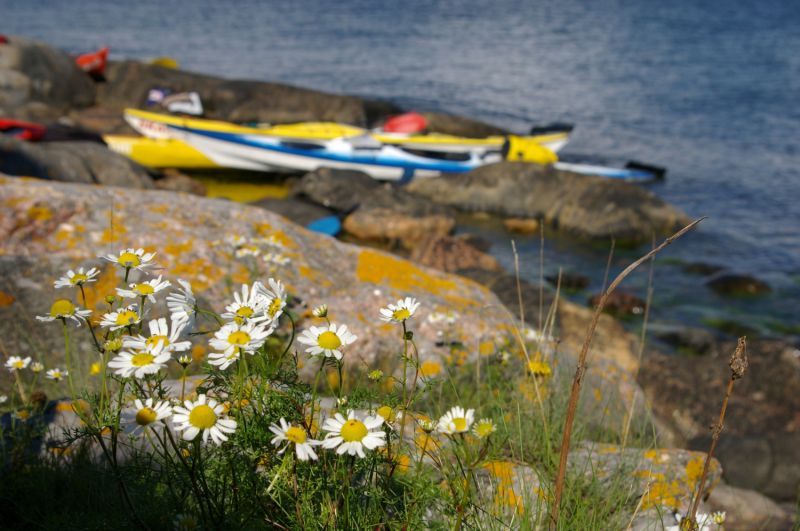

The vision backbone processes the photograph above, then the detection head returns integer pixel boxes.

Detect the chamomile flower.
[123,317,191,354]
[258,234,286,250]
[99,304,141,330]
[53,267,99,289]
[379,297,421,323]
[36,299,92,326]
[437,406,475,435]
[234,244,261,258]
[5,356,31,372]
[166,279,196,324]
[297,323,357,360]
[711,512,726,525]
[131,398,171,429]
[321,410,386,458]
[208,349,240,371]
[108,343,171,379]
[264,252,291,266]
[209,320,275,356]
[103,248,156,272]
[220,283,268,324]
[312,304,328,318]
[46,368,67,381]
[0,395,7,405]
[116,275,171,303]
[30,362,44,373]
[256,278,287,323]
[172,394,237,445]
[472,418,496,439]
[269,418,319,461]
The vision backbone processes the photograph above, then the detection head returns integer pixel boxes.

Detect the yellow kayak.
[104,135,219,168]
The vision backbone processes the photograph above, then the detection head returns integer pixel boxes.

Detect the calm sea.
[3,0,799,334]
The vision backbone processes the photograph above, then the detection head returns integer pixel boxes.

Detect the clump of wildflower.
[379,297,421,323]
[437,406,474,435]
[221,283,269,324]
[472,418,496,439]
[297,323,357,360]
[269,418,319,461]
[322,410,386,458]
[103,248,156,272]
[172,394,237,445]
[54,267,99,289]
[45,368,67,381]
[36,299,92,326]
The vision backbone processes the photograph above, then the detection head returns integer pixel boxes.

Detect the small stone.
[503,217,540,234]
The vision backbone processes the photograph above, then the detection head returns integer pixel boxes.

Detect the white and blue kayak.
[124,109,558,181]
[554,160,666,182]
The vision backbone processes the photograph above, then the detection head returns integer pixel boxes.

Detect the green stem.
[62,319,76,399]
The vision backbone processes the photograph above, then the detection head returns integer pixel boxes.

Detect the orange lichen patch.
[191,344,206,363]
[393,453,411,474]
[26,205,53,222]
[149,204,170,215]
[231,264,251,284]
[479,340,495,356]
[356,249,458,297]
[171,258,224,292]
[298,263,331,287]
[252,222,273,236]
[81,267,119,313]
[414,433,441,455]
[164,240,193,257]
[0,290,15,307]
[483,461,525,514]
[419,360,443,378]
[599,446,620,455]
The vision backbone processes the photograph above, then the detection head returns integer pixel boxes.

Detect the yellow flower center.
[377,406,394,422]
[145,335,170,349]
[131,352,155,367]
[50,299,75,317]
[235,306,254,318]
[71,273,88,285]
[475,422,495,438]
[392,308,411,321]
[13,360,24,369]
[228,331,251,346]
[452,417,468,432]
[318,331,341,350]
[115,310,139,326]
[341,419,368,442]
[267,298,282,317]
[188,404,217,429]
[285,426,307,444]
[118,252,141,267]
[133,283,155,296]
[135,407,158,426]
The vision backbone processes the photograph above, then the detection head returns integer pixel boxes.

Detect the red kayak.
[382,112,428,133]
[76,47,109,76]
[0,119,47,141]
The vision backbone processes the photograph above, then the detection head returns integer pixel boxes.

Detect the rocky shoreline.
[1,35,797,526]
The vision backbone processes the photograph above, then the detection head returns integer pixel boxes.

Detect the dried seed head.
[729,337,748,379]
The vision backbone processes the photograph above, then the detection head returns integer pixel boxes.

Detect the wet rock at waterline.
[640,339,800,500]
[587,290,646,318]
[651,324,720,357]
[407,162,691,244]
[0,36,96,120]
[545,271,590,292]
[0,136,155,188]
[409,234,502,273]
[706,272,771,297]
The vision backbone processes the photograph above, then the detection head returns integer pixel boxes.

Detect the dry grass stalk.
[682,337,748,530]
[550,218,705,527]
